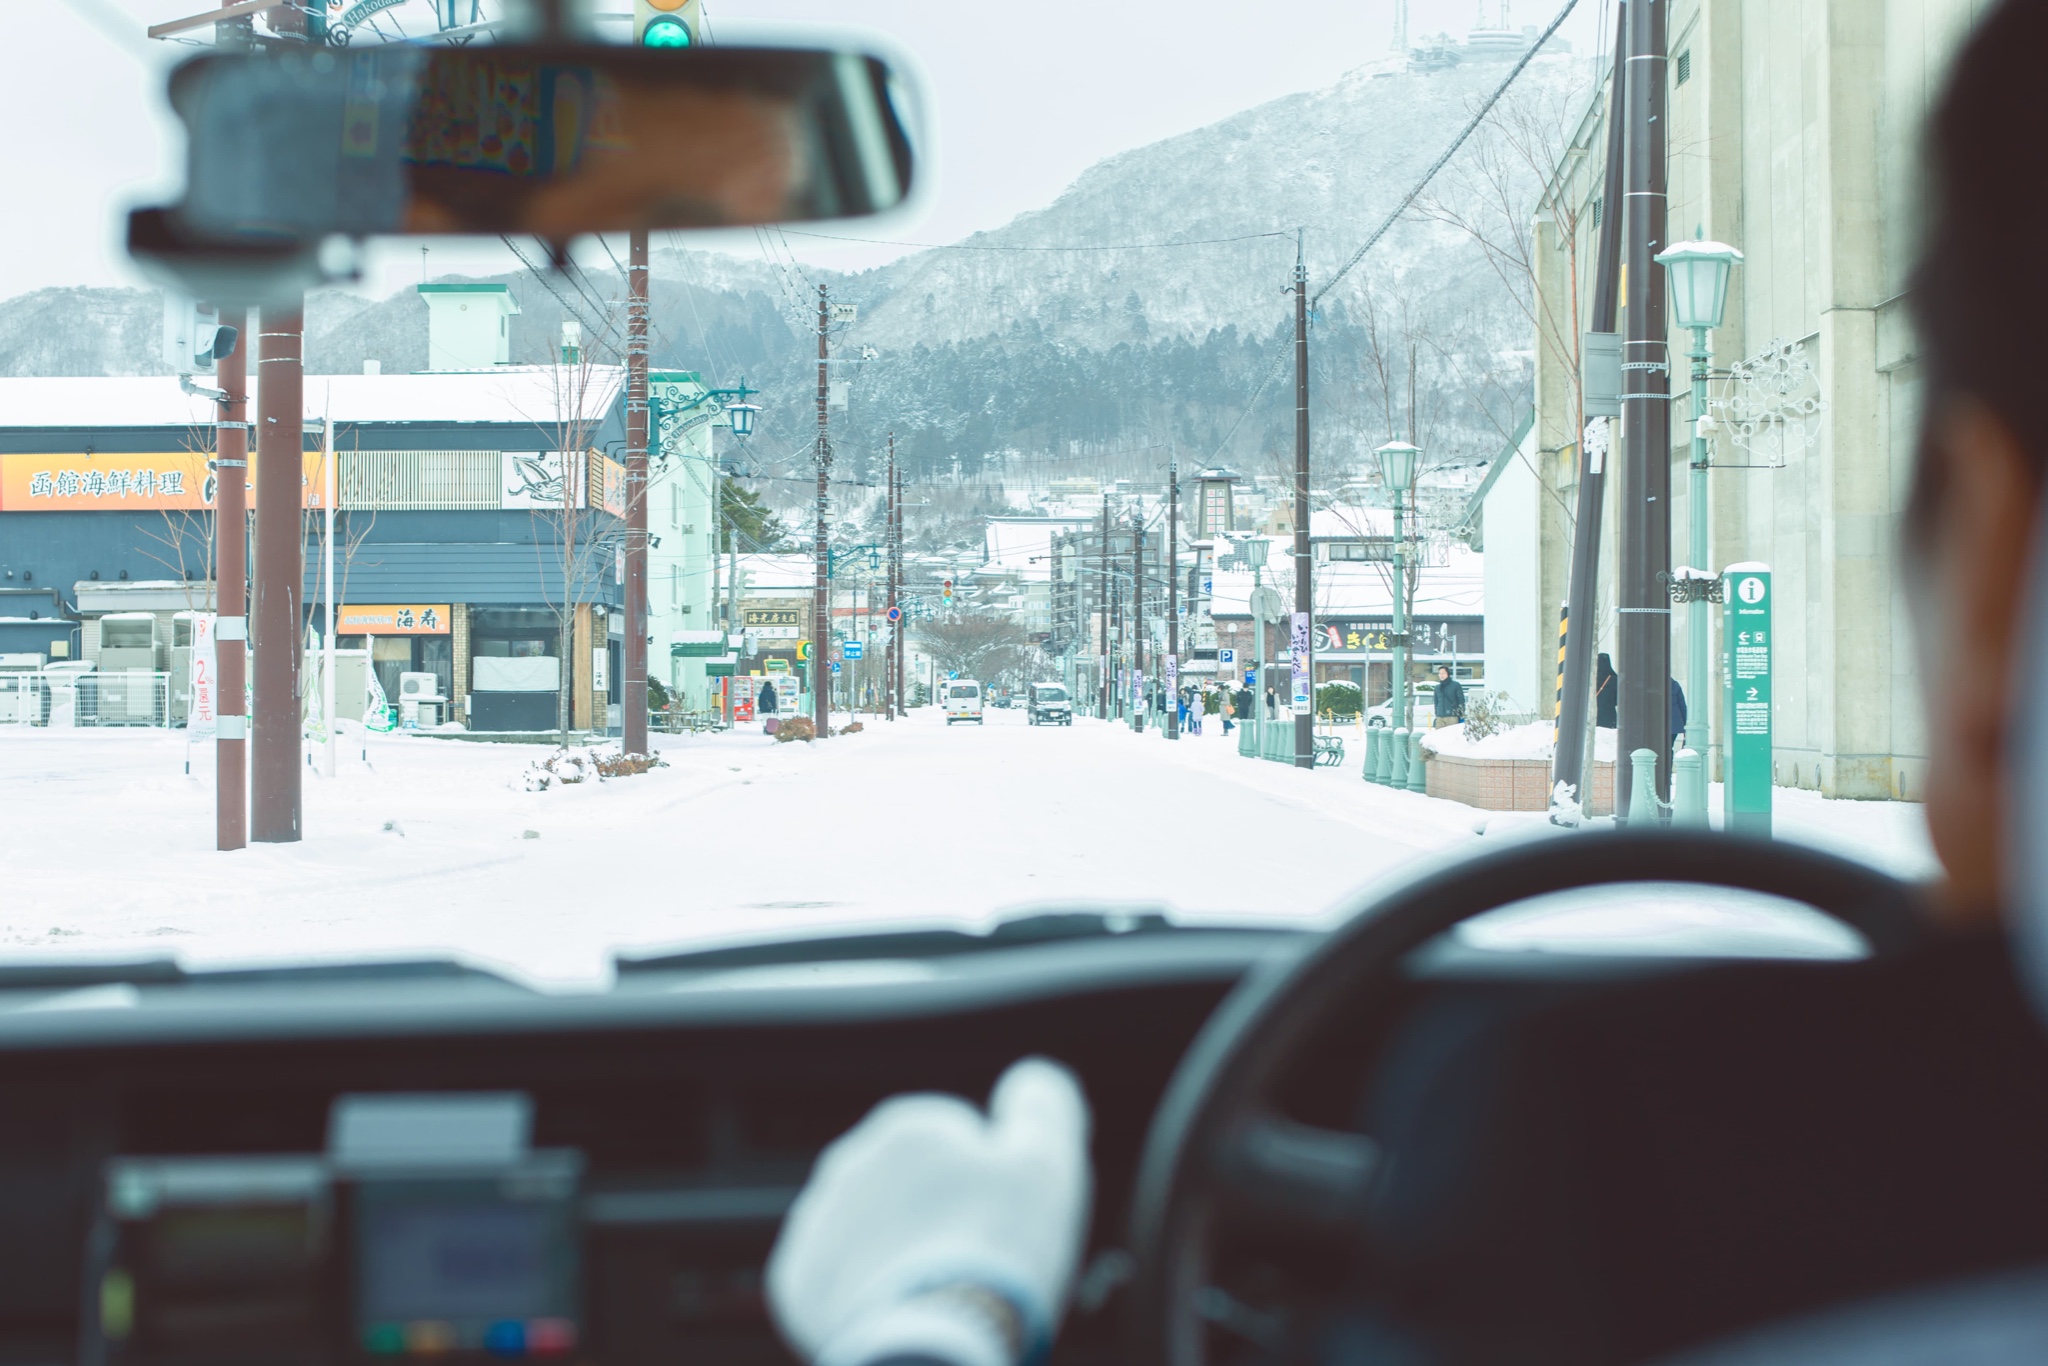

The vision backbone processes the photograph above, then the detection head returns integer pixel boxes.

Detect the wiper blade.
[0,959,524,991]
[616,907,1230,975]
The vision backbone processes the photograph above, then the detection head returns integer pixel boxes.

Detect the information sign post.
[1721,564,1773,835]
[1289,612,1312,716]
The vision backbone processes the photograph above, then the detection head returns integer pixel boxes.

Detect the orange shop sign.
[0,452,330,511]
[337,604,451,635]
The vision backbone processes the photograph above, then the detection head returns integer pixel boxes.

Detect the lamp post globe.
[1375,440,1421,496]
[1654,237,1745,332]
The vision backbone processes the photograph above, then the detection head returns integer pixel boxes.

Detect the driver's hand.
[766,1057,1093,1366]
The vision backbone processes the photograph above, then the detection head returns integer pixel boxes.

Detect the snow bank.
[1421,722,1620,762]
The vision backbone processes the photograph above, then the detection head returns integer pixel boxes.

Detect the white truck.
[942,679,985,724]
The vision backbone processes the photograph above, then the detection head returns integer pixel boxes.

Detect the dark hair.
[1906,0,2048,544]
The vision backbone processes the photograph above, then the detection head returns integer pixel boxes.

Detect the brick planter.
[1423,752,1616,812]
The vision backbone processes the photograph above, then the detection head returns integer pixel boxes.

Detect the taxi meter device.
[89,1094,582,1366]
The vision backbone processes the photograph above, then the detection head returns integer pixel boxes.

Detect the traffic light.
[942,579,954,602]
[633,0,700,48]
[162,295,237,376]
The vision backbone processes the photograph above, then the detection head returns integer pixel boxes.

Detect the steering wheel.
[1124,829,1929,1364]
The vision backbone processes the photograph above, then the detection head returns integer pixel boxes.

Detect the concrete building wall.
[1482,422,1545,714]
[1530,0,1985,800]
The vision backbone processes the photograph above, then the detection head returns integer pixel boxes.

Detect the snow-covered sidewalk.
[0,708,1935,987]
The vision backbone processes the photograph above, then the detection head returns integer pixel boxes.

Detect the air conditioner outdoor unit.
[399,672,443,702]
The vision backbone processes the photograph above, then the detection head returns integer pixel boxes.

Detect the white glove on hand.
[766,1057,1093,1366]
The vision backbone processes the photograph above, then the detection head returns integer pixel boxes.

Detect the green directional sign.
[1721,565,1772,836]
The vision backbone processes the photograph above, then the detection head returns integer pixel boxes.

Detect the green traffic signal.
[641,15,692,46]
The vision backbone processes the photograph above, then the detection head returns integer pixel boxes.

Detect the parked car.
[1027,682,1074,726]
[942,679,985,724]
[1366,680,1437,729]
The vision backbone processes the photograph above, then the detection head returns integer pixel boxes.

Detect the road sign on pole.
[1218,648,1236,668]
[1722,564,1772,835]
[886,606,902,623]
[845,641,863,659]
[1289,611,1312,715]
[831,661,842,675]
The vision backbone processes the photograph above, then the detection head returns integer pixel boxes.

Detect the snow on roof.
[0,367,627,430]
[983,517,1090,580]
[1309,505,1394,538]
[1208,534,1483,617]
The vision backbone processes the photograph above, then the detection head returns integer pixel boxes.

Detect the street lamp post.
[1376,441,1420,778]
[1654,235,1743,824]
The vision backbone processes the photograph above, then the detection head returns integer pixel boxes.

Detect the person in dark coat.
[757,680,778,727]
[1670,677,1690,754]
[1594,653,1619,729]
[1433,666,1467,728]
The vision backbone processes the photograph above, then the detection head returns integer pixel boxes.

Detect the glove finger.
[988,1056,1089,1158]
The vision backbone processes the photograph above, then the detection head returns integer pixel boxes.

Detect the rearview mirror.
[130,43,915,299]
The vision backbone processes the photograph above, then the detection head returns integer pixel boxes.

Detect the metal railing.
[0,671,173,728]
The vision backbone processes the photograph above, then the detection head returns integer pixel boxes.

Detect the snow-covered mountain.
[0,49,1589,497]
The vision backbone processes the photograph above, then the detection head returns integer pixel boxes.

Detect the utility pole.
[215,304,248,851]
[1165,462,1179,740]
[1098,496,1110,720]
[251,299,303,842]
[1131,510,1146,730]
[1291,230,1315,768]
[1616,0,1672,813]
[812,285,831,737]
[624,229,650,755]
[884,434,896,721]
[1552,9,1630,814]
[893,454,905,716]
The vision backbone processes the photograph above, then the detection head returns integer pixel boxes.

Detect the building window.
[1591,197,1603,231]
[1676,49,1691,85]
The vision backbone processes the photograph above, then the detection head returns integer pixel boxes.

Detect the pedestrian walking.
[1265,685,1277,718]
[1595,653,1619,729]
[1670,677,1690,756]
[1432,665,1466,729]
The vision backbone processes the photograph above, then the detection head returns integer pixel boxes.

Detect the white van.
[942,679,984,724]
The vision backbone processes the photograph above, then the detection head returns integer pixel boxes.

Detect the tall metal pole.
[1291,231,1314,768]
[893,455,905,716]
[1684,325,1711,809]
[1098,496,1110,720]
[1131,512,1145,729]
[1552,10,1630,813]
[884,434,896,721]
[812,285,831,737]
[251,299,303,843]
[214,305,248,851]
[1616,0,1672,814]
[321,410,335,778]
[624,229,651,754]
[1391,489,1408,740]
[1165,461,1179,740]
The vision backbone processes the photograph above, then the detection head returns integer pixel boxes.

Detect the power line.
[778,228,1298,254]
[1313,0,1581,308]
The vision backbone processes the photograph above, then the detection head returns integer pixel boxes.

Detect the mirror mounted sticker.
[129,43,917,300]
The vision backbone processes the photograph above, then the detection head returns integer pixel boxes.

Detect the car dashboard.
[0,933,1281,1366]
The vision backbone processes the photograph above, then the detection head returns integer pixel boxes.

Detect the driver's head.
[1906,0,2048,920]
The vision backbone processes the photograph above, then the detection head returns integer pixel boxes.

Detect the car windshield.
[1,0,1939,989]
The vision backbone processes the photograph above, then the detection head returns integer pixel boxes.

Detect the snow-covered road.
[0,708,1936,987]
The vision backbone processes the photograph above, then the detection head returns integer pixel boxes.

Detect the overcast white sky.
[23,0,1607,299]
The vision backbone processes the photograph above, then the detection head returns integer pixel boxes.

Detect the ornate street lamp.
[724,401,759,439]
[1655,235,1744,825]
[1374,441,1422,788]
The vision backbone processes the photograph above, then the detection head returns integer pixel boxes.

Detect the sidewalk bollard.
[1406,730,1427,793]
[1375,727,1395,784]
[1363,728,1381,783]
[1671,749,1706,827]
[1625,747,1665,827]
[1390,727,1411,788]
